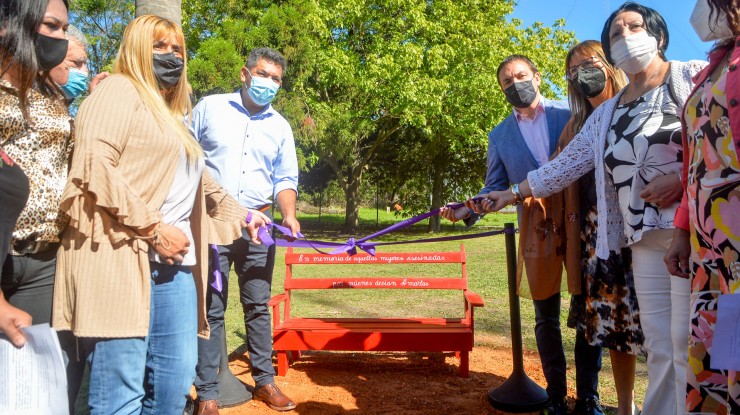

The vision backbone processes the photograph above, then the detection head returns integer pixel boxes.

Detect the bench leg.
[277,351,289,376]
[289,350,302,362]
[458,351,469,378]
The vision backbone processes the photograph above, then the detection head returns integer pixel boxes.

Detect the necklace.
[622,64,664,103]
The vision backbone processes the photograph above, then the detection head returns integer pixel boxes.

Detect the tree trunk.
[342,166,363,234]
[427,160,445,233]
[135,0,182,26]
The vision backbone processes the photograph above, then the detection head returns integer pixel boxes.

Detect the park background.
[71,0,708,412]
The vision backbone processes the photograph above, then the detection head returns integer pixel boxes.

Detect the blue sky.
[511,0,710,63]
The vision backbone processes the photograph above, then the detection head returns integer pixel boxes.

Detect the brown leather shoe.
[196,399,219,415]
[253,383,297,411]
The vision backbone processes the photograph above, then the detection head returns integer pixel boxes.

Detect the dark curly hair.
[705,0,740,51]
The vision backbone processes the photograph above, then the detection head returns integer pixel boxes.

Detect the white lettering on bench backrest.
[293,254,448,264]
[328,279,431,288]
[400,279,429,287]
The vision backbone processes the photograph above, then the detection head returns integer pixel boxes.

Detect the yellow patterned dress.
[685,54,740,414]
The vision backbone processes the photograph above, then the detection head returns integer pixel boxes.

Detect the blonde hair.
[565,40,628,132]
[113,15,202,162]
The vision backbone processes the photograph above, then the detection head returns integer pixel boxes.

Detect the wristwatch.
[511,184,523,206]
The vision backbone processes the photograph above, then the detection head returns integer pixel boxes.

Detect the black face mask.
[153,52,184,89]
[574,67,607,98]
[35,33,68,72]
[503,80,537,109]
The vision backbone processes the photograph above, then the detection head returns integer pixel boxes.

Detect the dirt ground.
[212,345,604,415]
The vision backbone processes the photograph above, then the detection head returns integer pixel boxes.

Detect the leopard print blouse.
[1,80,72,244]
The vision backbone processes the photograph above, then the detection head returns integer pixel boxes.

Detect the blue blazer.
[479,97,571,194]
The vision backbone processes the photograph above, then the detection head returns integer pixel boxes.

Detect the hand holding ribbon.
[209,209,272,292]
[242,209,272,244]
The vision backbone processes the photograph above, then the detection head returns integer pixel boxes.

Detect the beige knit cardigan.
[53,75,247,338]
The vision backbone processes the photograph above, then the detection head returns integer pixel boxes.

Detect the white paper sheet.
[0,323,69,415]
[710,294,740,371]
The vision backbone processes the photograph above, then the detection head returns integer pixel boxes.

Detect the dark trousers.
[194,232,276,400]
[533,292,602,400]
[2,251,86,414]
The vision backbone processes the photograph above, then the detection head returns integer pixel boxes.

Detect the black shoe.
[541,396,567,415]
[574,397,605,415]
[183,395,195,415]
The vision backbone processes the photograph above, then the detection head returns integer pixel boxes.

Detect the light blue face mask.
[60,67,89,100]
[245,70,280,107]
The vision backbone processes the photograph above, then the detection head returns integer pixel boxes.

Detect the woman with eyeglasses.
[557,41,643,415]
[472,3,707,414]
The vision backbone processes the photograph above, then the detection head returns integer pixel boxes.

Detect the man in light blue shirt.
[190,47,299,414]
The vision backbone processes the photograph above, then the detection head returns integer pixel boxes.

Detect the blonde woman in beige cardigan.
[52,15,270,415]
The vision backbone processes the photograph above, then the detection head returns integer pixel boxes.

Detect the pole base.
[216,369,252,407]
[487,369,548,413]
[215,324,252,407]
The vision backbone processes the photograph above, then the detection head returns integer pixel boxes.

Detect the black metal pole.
[505,222,524,374]
[487,222,548,412]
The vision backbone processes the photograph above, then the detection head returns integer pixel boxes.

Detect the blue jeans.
[533,292,602,400]
[83,263,197,415]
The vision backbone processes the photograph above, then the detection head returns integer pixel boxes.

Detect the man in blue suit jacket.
[442,55,603,415]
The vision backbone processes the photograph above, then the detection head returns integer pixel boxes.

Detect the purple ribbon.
[208,197,490,292]
[268,197,486,255]
[209,244,223,292]
[208,212,306,292]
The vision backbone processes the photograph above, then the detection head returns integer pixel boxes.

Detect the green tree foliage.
[69,0,134,73]
[73,0,577,234]
[187,37,244,99]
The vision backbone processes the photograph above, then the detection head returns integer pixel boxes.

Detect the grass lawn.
[222,208,648,410]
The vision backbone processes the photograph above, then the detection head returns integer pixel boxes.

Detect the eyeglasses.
[566,56,601,80]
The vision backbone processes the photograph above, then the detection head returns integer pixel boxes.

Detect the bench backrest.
[283,244,468,291]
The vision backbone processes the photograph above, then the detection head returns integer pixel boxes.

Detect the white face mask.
[610,31,659,75]
[690,0,734,42]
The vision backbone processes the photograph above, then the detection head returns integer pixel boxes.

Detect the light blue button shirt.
[190,91,298,209]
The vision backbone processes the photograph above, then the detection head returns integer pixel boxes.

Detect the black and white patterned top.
[604,81,683,245]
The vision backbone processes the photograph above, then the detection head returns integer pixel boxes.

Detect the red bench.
[269,244,484,377]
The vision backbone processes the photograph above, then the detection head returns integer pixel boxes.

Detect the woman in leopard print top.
[0,1,81,412]
[0,0,71,330]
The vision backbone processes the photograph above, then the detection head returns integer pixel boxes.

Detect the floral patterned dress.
[567,167,644,355]
[685,55,740,415]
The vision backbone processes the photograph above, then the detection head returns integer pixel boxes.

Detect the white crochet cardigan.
[528,60,707,259]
